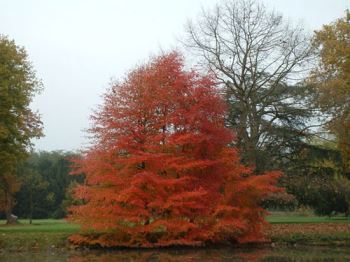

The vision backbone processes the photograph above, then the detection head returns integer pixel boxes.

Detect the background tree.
[0,35,43,223]
[310,10,350,170]
[185,0,315,173]
[16,163,48,224]
[14,151,83,219]
[281,138,350,216]
[68,52,280,247]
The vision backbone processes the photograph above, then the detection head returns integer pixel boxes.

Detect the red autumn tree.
[68,52,281,247]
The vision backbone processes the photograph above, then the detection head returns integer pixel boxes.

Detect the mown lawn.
[0,219,79,233]
[0,219,79,251]
[266,215,350,224]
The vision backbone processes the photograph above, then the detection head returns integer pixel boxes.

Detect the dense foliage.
[12,151,83,220]
[283,141,350,216]
[311,10,350,170]
[0,35,43,223]
[68,53,281,247]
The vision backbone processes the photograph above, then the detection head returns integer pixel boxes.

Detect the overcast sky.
[0,0,349,152]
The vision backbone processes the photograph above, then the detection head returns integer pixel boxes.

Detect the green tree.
[14,151,84,219]
[284,139,350,216]
[185,0,315,173]
[0,35,43,223]
[17,164,48,224]
[311,10,350,170]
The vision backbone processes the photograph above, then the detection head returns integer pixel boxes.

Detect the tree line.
[0,151,83,222]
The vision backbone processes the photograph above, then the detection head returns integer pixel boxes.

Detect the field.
[1,214,350,251]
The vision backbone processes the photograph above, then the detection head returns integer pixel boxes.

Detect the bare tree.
[185,0,316,173]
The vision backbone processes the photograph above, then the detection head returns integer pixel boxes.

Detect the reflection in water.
[1,247,350,262]
[68,248,268,262]
[67,248,350,262]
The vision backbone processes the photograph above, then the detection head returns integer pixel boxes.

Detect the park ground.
[1,212,350,252]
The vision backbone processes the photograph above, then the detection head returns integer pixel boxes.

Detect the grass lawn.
[266,214,350,224]
[0,219,79,233]
[0,219,79,251]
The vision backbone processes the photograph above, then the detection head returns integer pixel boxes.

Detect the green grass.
[0,219,79,251]
[0,219,79,233]
[266,215,350,224]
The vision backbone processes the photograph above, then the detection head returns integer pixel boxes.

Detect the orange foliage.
[68,52,281,247]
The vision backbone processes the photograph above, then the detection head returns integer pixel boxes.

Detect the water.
[1,246,350,261]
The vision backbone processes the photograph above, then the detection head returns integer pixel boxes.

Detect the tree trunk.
[29,188,33,224]
[5,190,17,224]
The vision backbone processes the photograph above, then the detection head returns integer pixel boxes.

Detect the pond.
[1,246,350,262]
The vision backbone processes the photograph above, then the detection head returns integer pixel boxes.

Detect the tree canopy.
[185,0,315,173]
[311,10,350,170]
[0,35,43,223]
[68,52,281,247]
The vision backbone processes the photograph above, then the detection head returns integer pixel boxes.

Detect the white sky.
[0,0,349,152]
